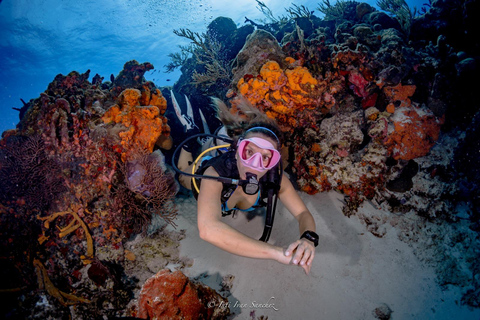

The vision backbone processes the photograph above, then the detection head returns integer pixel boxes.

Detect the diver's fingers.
[284,240,302,257]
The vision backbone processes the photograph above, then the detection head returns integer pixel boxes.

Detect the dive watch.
[300,230,319,247]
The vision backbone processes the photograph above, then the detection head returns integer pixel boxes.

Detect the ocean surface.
[0,0,424,134]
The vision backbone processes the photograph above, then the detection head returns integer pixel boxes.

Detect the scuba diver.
[172,93,318,274]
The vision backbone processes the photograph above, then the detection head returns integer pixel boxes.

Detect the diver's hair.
[242,123,283,150]
[211,96,283,149]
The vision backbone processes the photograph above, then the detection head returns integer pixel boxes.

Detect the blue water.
[0,0,425,134]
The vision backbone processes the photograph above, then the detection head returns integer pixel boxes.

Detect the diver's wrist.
[300,230,319,247]
[270,246,284,262]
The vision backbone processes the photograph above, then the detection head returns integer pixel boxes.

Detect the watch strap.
[300,230,319,247]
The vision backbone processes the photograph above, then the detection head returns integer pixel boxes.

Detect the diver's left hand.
[284,239,315,275]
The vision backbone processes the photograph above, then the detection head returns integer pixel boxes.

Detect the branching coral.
[376,0,414,39]
[165,48,192,73]
[254,0,288,23]
[34,258,91,306]
[170,28,232,87]
[317,0,360,21]
[37,205,95,264]
[285,4,313,19]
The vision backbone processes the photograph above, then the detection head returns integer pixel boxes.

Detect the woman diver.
[173,95,318,274]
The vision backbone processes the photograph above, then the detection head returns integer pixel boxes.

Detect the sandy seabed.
[161,191,480,320]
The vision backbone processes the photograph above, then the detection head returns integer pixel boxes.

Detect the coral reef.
[213,2,449,216]
[137,269,230,320]
[165,0,479,308]
[1,0,479,317]
[0,61,180,318]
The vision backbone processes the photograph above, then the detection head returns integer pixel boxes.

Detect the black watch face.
[302,231,318,246]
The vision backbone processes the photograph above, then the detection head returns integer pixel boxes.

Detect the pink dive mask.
[237,137,281,172]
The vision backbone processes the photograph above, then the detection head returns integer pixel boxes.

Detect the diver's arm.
[197,168,289,263]
[278,173,317,274]
[278,173,316,233]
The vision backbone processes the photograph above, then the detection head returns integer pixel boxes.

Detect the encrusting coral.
[235,59,333,133]
[137,269,230,319]
[386,103,444,160]
[101,87,170,162]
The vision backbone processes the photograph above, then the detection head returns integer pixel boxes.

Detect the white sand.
[167,191,480,319]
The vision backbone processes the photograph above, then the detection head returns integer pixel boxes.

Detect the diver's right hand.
[273,246,294,265]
